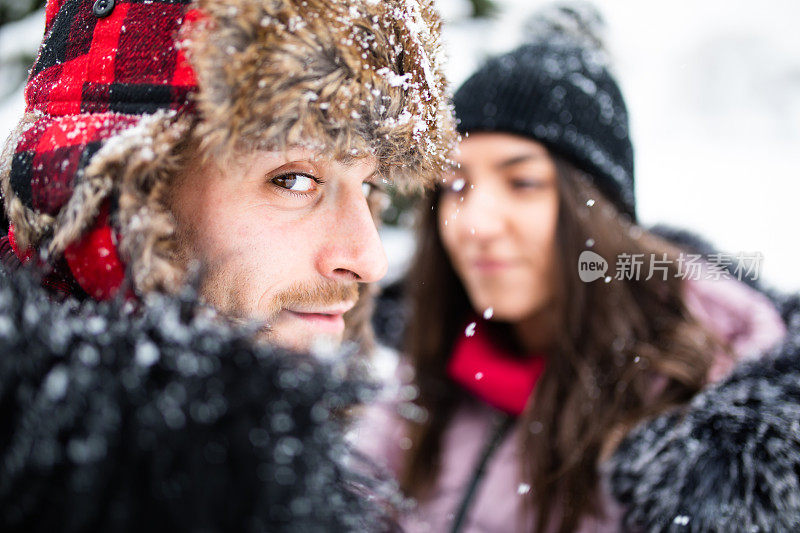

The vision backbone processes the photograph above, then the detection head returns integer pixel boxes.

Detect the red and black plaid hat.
[1,0,457,303]
[4,0,198,299]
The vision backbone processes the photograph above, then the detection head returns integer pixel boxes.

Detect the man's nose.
[316,189,388,284]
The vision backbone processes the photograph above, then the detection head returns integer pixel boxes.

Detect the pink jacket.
[356,277,787,532]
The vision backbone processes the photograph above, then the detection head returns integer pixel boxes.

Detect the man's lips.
[284,301,355,315]
[281,302,355,334]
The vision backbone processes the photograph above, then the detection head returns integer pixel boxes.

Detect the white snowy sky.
[2,0,799,291]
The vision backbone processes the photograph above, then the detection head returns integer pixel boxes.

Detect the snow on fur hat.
[1,0,456,301]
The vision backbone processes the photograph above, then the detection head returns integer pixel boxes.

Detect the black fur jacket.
[0,266,397,533]
[609,294,800,532]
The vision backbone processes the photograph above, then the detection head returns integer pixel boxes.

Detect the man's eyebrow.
[336,153,371,166]
[336,157,381,180]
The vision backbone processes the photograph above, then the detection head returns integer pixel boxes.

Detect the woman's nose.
[453,183,506,241]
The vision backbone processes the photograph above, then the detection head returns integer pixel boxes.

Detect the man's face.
[169,147,388,351]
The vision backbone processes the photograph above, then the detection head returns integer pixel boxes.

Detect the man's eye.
[271,173,318,192]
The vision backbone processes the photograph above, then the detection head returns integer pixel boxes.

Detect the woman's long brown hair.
[400,155,721,532]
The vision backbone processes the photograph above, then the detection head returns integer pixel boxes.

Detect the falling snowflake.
[135,341,160,367]
[43,365,69,400]
[672,515,691,526]
[465,322,476,337]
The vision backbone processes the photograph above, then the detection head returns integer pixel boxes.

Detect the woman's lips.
[471,259,518,272]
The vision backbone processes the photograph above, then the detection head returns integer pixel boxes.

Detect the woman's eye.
[271,173,318,193]
[510,178,545,190]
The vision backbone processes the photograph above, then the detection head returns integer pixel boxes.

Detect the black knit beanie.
[453,4,636,220]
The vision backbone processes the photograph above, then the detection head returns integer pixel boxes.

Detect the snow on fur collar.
[607,318,800,532]
[0,264,398,532]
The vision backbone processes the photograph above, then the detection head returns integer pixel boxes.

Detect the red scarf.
[447,319,546,416]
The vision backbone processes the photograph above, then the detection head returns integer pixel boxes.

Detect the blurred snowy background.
[2,0,800,290]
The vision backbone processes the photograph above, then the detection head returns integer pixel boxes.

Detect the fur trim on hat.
[0,116,56,251]
[188,0,456,184]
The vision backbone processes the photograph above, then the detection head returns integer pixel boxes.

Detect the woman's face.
[438,132,560,323]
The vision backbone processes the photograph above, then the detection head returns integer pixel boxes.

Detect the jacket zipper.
[449,412,515,533]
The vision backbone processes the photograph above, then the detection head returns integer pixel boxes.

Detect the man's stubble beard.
[173,224,360,341]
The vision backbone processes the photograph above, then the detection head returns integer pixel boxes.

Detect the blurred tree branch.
[468,0,498,18]
[0,0,45,27]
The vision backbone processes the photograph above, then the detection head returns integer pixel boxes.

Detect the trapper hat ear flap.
[1,0,201,295]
